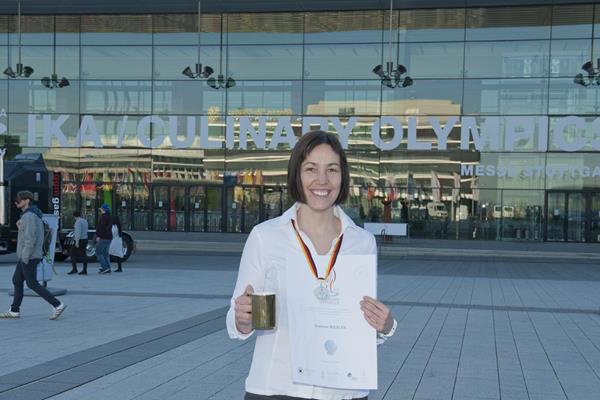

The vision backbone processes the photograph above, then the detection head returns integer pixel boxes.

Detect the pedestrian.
[95,203,113,274]
[0,190,66,320]
[227,131,396,400]
[68,211,89,275]
[109,214,124,272]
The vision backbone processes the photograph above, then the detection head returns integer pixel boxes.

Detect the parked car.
[426,202,448,218]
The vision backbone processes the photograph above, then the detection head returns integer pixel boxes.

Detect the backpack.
[42,220,53,256]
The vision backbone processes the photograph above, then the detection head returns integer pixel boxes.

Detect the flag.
[431,171,441,202]
[471,176,480,202]
[453,172,461,203]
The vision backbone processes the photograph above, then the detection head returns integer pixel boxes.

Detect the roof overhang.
[0,0,595,14]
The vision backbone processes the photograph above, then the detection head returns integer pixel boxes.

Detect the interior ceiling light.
[41,16,69,89]
[4,1,34,79]
[207,14,235,90]
[372,0,412,89]
[182,0,214,80]
[574,9,599,87]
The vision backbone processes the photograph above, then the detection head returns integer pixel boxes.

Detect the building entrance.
[546,191,600,243]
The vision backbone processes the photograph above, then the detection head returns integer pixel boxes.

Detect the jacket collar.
[278,202,357,233]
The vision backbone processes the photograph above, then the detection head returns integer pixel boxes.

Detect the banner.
[37,214,59,283]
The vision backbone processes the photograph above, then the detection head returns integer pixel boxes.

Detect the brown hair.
[16,190,34,202]
[287,130,349,205]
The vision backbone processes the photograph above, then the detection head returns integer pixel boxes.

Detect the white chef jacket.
[226,203,396,400]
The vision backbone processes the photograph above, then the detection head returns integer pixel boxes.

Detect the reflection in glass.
[206,186,222,232]
[545,153,600,190]
[81,81,152,115]
[153,46,220,80]
[463,79,548,115]
[466,7,551,41]
[81,46,152,79]
[568,192,586,241]
[547,192,565,241]
[133,184,150,230]
[549,78,600,114]
[227,45,302,79]
[9,79,79,113]
[152,185,168,231]
[153,14,221,45]
[550,40,591,78]
[464,41,549,78]
[153,81,225,115]
[396,42,464,79]
[552,5,593,39]
[114,183,133,230]
[189,186,206,232]
[381,79,462,115]
[9,113,80,147]
[228,80,302,115]
[304,44,382,80]
[501,190,543,240]
[591,193,600,243]
[9,46,79,79]
[304,80,381,116]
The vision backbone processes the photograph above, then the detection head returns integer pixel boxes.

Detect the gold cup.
[252,293,276,330]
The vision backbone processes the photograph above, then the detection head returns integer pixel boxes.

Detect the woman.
[110,214,123,272]
[226,131,397,400]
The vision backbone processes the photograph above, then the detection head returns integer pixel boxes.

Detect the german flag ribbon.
[291,219,343,282]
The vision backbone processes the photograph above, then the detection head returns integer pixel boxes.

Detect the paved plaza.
[0,247,599,400]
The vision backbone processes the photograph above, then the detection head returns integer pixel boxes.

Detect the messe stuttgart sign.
[23,114,600,153]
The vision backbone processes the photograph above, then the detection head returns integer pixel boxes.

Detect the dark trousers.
[11,259,61,313]
[69,239,88,272]
[244,393,367,400]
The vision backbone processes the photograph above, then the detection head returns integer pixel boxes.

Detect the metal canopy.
[0,0,594,14]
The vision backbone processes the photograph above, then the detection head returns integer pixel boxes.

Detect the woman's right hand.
[235,285,254,334]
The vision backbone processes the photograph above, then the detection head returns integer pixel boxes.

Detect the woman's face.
[300,143,342,212]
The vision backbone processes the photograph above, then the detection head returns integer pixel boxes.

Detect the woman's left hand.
[360,296,394,335]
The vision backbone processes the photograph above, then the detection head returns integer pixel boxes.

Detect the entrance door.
[189,186,206,232]
[206,186,222,232]
[263,187,283,221]
[546,191,600,242]
[152,186,168,231]
[169,187,186,231]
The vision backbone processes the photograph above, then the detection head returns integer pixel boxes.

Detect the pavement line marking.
[0,306,229,400]
[385,300,600,315]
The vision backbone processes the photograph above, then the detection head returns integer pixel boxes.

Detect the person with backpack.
[95,203,113,274]
[0,191,66,320]
[68,211,89,275]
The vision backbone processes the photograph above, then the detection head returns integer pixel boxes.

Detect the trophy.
[252,293,276,330]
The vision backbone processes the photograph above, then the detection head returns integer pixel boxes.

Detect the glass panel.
[80,183,98,228]
[152,186,168,231]
[475,153,546,190]
[56,15,81,45]
[545,153,600,190]
[501,190,543,241]
[133,184,150,230]
[548,116,600,152]
[206,186,222,232]
[9,15,53,45]
[153,45,220,80]
[153,14,221,45]
[153,81,225,115]
[81,81,152,115]
[114,183,132,230]
[466,7,551,41]
[463,79,548,115]
[567,192,585,241]
[9,46,79,80]
[8,79,79,114]
[228,13,303,44]
[552,5,593,39]
[394,42,464,79]
[262,186,282,221]
[76,115,149,148]
[189,186,206,232]
[591,192,600,243]
[81,15,152,45]
[243,187,260,233]
[464,41,549,78]
[228,80,302,116]
[549,78,600,114]
[550,39,591,78]
[227,45,302,79]
[226,149,289,185]
[547,192,565,241]
[81,47,152,79]
[61,182,78,230]
[226,186,241,232]
[381,79,463,116]
[304,43,382,80]
[305,11,383,43]
[169,186,186,231]
[398,8,465,42]
[9,113,80,147]
[304,80,381,116]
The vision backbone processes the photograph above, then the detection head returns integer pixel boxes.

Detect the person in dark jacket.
[111,214,123,272]
[96,204,113,274]
[68,211,89,275]
[0,191,66,320]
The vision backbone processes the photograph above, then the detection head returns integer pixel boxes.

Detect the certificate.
[285,254,378,390]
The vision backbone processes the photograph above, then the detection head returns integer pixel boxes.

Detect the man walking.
[67,211,89,275]
[96,203,113,274]
[0,191,66,320]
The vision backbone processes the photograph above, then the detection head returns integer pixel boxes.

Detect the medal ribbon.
[291,219,343,282]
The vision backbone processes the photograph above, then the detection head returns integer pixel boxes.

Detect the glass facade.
[1,4,599,242]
